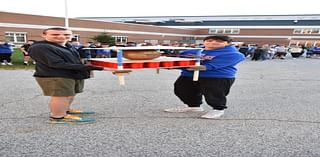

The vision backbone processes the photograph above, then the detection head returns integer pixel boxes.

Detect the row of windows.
[4,32,129,44]
[4,29,320,44]
[209,28,320,35]
[209,29,240,34]
[289,40,320,47]
[293,29,320,34]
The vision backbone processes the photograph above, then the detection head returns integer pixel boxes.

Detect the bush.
[92,33,116,46]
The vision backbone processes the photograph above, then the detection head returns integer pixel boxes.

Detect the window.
[217,29,224,34]
[224,29,232,34]
[5,32,27,43]
[144,39,158,45]
[113,36,128,44]
[71,34,80,41]
[293,29,302,34]
[209,28,240,34]
[232,29,240,34]
[162,40,171,45]
[208,29,217,34]
[181,37,195,44]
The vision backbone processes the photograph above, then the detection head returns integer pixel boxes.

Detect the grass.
[0,48,35,70]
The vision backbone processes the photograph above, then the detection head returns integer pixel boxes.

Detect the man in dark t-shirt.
[29,27,104,124]
[20,40,35,65]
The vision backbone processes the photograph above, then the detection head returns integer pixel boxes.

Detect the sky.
[0,0,319,18]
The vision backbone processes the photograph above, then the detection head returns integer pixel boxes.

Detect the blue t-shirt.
[180,45,245,78]
[0,43,13,54]
[96,49,111,55]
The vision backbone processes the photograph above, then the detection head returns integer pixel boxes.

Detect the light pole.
[64,0,69,28]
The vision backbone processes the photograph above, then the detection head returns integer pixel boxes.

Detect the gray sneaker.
[201,110,224,119]
[164,106,204,113]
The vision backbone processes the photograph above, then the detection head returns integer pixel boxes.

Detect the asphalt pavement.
[1,57,320,157]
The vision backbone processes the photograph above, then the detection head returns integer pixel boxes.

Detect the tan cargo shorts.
[35,77,84,96]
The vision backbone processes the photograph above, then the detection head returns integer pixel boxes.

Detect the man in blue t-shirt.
[164,35,245,119]
[0,40,14,65]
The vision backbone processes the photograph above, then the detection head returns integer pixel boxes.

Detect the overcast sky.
[1,0,319,18]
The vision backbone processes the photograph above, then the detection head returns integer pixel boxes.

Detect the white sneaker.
[201,110,224,119]
[1,62,6,65]
[7,62,13,66]
[164,106,204,113]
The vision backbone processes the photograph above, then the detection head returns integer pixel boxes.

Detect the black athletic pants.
[0,54,12,63]
[174,76,235,110]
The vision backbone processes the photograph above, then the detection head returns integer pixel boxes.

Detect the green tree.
[92,33,116,46]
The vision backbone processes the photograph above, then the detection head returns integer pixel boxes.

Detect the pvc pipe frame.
[193,49,202,81]
[117,50,125,85]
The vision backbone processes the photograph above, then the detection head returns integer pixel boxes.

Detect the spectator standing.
[312,45,320,58]
[77,42,92,63]
[288,45,303,58]
[252,45,268,61]
[96,43,111,58]
[306,46,314,58]
[274,45,287,59]
[238,44,249,57]
[0,40,14,65]
[20,40,36,65]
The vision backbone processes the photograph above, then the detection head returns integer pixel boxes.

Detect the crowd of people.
[237,43,320,61]
[68,41,320,62]
[2,37,319,67]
